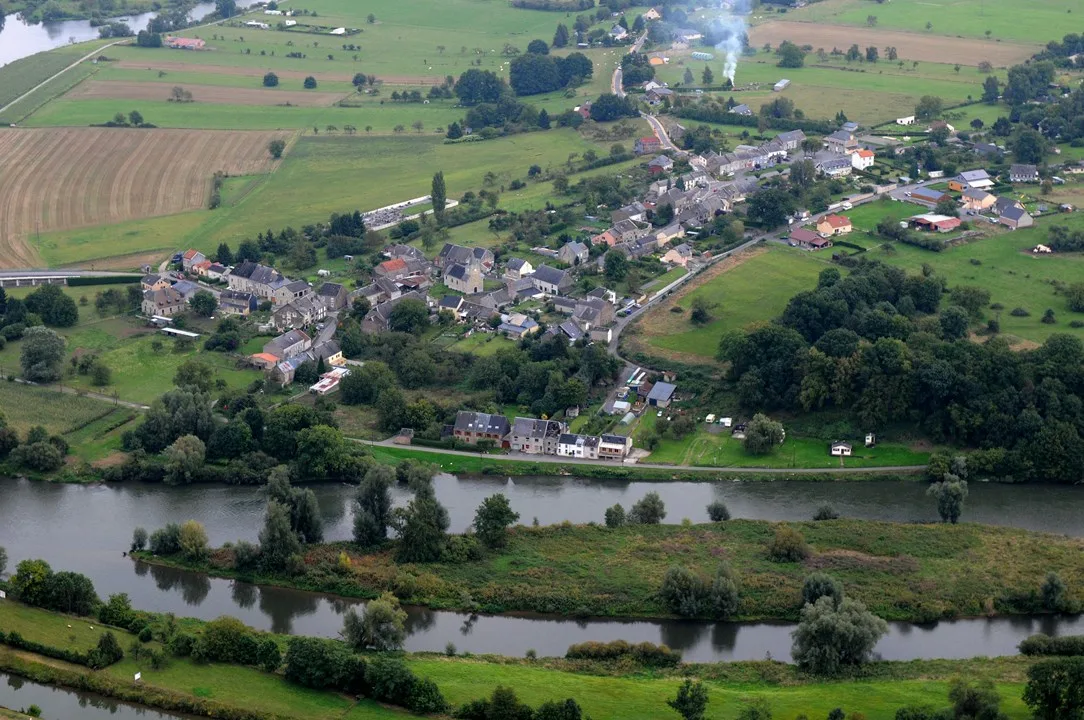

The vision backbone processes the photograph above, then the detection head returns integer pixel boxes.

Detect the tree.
[589,93,638,122]
[165,434,205,484]
[628,491,666,524]
[914,95,943,120]
[791,596,888,674]
[690,296,712,325]
[1024,657,1084,720]
[454,69,506,105]
[927,477,968,523]
[388,298,429,334]
[604,250,628,281]
[982,75,1000,103]
[801,572,844,608]
[129,110,144,126]
[190,290,217,317]
[473,493,520,548]
[553,23,570,48]
[683,68,694,84]
[1014,128,1046,164]
[131,527,148,553]
[1041,571,1068,612]
[743,413,785,455]
[701,66,714,84]
[431,171,447,221]
[215,242,233,265]
[527,38,549,54]
[268,139,286,159]
[25,285,77,327]
[20,327,65,382]
[746,188,795,229]
[353,465,394,547]
[392,487,450,562]
[0,547,6,577]
[263,72,279,88]
[341,361,396,405]
[707,501,730,522]
[934,196,959,218]
[776,41,805,68]
[215,0,236,17]
[343,592,407,650]
[304,76,318,89]
[604,504,625,527]
[260,500,301,571]
[948,678,1003,720]
[865,46,879,63]
[178,519,209,560]
[537,109,550,129]
[667,679,708,720]
[1066,283,1084,313]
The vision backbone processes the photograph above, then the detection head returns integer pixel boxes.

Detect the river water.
[0,671,193,720]
[0,2,217,68]
[2,475,1083,662]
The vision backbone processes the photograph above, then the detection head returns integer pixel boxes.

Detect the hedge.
[1019,634,1084,657]
[67,275,141,287]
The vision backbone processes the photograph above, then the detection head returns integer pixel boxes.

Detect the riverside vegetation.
[132,463,1084,624]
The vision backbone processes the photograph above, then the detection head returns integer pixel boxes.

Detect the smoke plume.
[711,0,751,83]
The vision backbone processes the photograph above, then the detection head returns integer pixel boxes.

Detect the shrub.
[367,656,416,706]
[1010,307,1030,317]
[801,572,844,608]
[1041,572,1068,612]
[168,633,196,657]
[604,503,625,527]
[284,636,366,692]
[706,501,730,522]
[627,492,666,524]
[409,677,450,714]
[812,503,840,521]
[131,527,148,552]
[792,596,888,675]
[88,631,124,669]
[566,639,681,667]
[767,525,810,562]
[138,626,153,643]
[1020,634,1084,657]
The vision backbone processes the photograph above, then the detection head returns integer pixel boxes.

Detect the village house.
[612,202,647,224]
[592,229,620,247]
[362,291,428,333]
[140,274,170,291]
[453,411,510,446]
[961,188,997,212]
[634,136,663,155]
[817,158,852,178]
[999,206,1034,230]
[509,417,566,454]
[271,295,326,331]
[816,214,852,237]
[645,86,674,105]
[598,434,632,460]
[557,433,599,460]
[948,169,994,192]
[181,249,206,271]
[994,196,1025,217]
[643,7,661,20]
[498,312,540,338]
[218,290,257,316]
[315,282,349,311]
[190,260,212,277]
[611,218,651,243]
[437,295,465,320]
[647,155,674,175]
[165,36,205,50]
[653,223,685,246]
[851,149,875,171]
[437,244,495,272]
[729,103,753,116]
[444,259,484,294]
[273,279,312,305]
[205,263,229,281]
[504,257,534,280]
[531,265,573,296]
[572,297,614,331]
[557,241,589,266]
[227,261,288,299]
[1009,164,1040,183]
[587,286,617,304]
[610,23,628,40]
[906,186,952,207]
[261,329,312,363]
[824,130,858,154]
[661,243,694,267]
[373,258,412,281]
[830,441,853,457]
[141,287,186,317]
[789,227,831,250]
[385,243,426,262]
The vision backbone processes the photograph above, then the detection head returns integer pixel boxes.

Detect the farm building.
[816,215,852,237]
[165,36,206,50]
[830,442,853,457]
[948,169,994,192]
[691,51,714,60]
[773,79,791,92]
[906,187,951,207]
[1010,164,1040,183]
[729,104,753,116]
[909,214,961,233]
[647,381,676,407]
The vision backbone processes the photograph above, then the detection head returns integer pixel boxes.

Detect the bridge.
[0,270,142,289]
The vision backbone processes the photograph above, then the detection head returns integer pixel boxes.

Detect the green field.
[785,0,1079,43]
[0,40,113,112]
[0,598,1045,720]
[636,246,832,360]
[0,381,116,438]
[162,518,1084,623]
[633,412,930,469]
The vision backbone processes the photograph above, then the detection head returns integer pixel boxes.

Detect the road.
[0,40,125,118]
[0,269,141,279]
[610,32,647,98]
[641,112,678,151]
[1,374,149,410]
[364,437,923,474]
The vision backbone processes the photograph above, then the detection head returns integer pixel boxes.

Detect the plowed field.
[68,80,346,106]
[0,127,289,268]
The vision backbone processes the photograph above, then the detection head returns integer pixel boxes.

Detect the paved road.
[0,269,140,279]
[641,112,678,151]
[0,40,125,118]
[363,437,924,474]
[611,33,647,98]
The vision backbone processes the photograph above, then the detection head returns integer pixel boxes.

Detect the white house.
[851,149,875,170]
[896,116,915,126]
[830,441,853,457]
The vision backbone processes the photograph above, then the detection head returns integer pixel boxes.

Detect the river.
[2,475,1083,662]
[0,2,218,68]
[0,671,194,720]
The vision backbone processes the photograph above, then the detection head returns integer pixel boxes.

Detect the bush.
[792,596,888,675]
[1041,571,1068,612]
[1010,307,1030,317]
[168,633,196,657]
[1020,634,1084,657]
[88,631,124,669]
[767,525,810,562]
[801,572,844,608]
[367,656,416,706]
[193,616,259,666]
[604,503,625,527]
[409,677,450,714]
[707,501,730,522]
[659,564,740,619]
[138,626,154,643]
[566,639,681,667]
[284,636,365,692]
[812,503,840,521]
[627,492,666,524]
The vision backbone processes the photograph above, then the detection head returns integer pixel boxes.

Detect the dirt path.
[114,60,444,85]
[69,80,347,106]
[748,20,1036,66]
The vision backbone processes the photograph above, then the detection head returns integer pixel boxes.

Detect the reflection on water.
[0,3,218,68]
[2,475,1084,661]
[0,671,191,720]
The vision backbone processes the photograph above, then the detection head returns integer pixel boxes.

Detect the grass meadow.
[0,382,116,437]
[785,0,1079,44]
[0,39,113,111]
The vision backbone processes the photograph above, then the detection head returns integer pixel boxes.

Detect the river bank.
[0,599,1046,720]
[136,518,1084,624]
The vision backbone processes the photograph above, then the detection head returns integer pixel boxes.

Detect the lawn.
[633,412,930,469]
[0,599,115,654]
[446,332,517,356]
[635,246,832,361]
[35,212,208,268]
